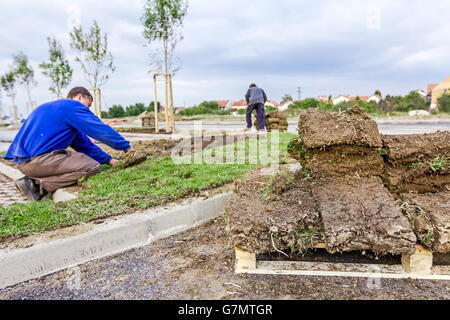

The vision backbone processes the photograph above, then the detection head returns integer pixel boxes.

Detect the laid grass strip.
[0,132,296,239]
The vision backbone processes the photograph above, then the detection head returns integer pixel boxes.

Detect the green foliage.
[126,102,146,117]
[147,101,161,112]
[237,108,247,115]
[265,105,277,113]
[142,0,188,74]
[101,111,110,118]
[280,93,293,104]
[430,155,447,172]
[179,101,231,116]
[289,98,322,110]
[437,94,450,112]
[0,70,17,104]
[12,51,36,103]
[332,100,379,115]
[403,91,427,111]
[0,157,253,238]
[39,36,73,97]
[108,104,126,118]
[70,20,115,88]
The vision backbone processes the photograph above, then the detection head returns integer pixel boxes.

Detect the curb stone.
[0,192,233,289]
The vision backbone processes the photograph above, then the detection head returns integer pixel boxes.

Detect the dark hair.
[249,83,257,88]
[67,87,93,100]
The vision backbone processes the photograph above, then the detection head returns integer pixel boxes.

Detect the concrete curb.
[0,162,77,203]
[0,192,233,289]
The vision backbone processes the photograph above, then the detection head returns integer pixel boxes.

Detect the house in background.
[367,94,382,104]
[175,107,185,114]
[213,100,232,110]
[332,95,351,105]
[231,100,247,110]
[414,90,427,100]
[427,83,439,104]
[317,96,330,103]
[265,100,280,109]
[431,76,450,108]
[353,96,370,102]
[279,101,294,111]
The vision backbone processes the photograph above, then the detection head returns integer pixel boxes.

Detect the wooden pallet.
[235,244,450,280]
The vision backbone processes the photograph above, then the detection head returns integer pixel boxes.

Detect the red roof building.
[427,84,439,96]
[231,100,247,110]
[213,100,231,109]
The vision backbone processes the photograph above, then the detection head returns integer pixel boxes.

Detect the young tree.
[108,104,126,118]
[39,36,73,98]
[281,94,293,104]
[69,20,116,89]
[1,70,18,108]
[13,51,37,113]
[141,0,188,75]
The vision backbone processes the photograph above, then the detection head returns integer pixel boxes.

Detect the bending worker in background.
[4,87,135,201]
[244,83,267,132]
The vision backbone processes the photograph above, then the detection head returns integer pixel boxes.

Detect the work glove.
[124,147,137,158]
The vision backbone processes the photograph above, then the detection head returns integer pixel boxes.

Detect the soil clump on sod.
[255,110,289,132]
[311,176,416,255]
[381,132,450,194]
[225,169,323,254]
[227,106,449,257]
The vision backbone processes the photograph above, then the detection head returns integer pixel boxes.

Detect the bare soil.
[311,176,416,255]
[298,106,382,149]
[298,145,384,178]
[1,217,449,300]
[225,169,323,254]
[382,132,450,165]
[401,191,450,253]
[115,128,167,134]
[382,132,450,194]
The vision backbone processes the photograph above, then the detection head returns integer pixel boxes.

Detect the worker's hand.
[109,159,119,166]
[124,147,137,158]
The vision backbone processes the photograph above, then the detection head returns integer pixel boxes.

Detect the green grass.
[0,132,297,239]
[430,155,447,172]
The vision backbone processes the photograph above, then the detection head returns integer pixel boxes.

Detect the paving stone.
[0,174,28,207]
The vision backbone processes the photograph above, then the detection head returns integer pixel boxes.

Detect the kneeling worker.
[4,87,134,201]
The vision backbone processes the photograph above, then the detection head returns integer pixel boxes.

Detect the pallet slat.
[234,245,450,280]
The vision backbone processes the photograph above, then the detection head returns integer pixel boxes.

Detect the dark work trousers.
[18,149,102,193]
[246,103,266,129]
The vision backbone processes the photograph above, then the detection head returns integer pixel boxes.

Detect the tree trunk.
[164,38,169,132]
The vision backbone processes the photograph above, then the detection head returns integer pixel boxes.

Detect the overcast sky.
[1,0,449,116]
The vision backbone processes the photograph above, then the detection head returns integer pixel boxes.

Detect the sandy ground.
[0,217,449,300]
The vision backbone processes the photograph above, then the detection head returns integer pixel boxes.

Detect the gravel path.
[1,218,449,300]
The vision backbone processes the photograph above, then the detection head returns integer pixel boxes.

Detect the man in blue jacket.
[244,83,267,132]
[5,87,133,201]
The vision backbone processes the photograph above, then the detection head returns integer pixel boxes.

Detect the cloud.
[0,0,450,115]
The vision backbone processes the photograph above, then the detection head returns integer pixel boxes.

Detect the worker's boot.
[14,177,42,201]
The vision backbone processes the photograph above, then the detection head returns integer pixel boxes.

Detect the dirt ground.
[311,176,416,255]
[382,132,450,194]
[298,107,383,149]
[115,128,168,134]
[1,217,449,300]
[401,191,450,253]
[226,169,323,254]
